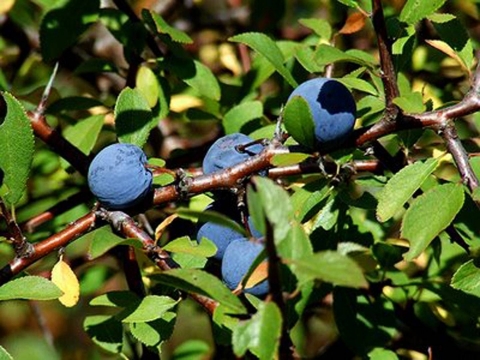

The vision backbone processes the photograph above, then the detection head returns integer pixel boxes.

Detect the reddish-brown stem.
[21,190,91,233]
[102,210,219,314]
[28,111,91,176]
[0,212,96,285]
[443,124,479,193]
[371,0,400,115]
[0,200,33,257]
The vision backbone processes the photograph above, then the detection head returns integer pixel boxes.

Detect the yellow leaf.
[170,94,203,112]
[0,0,15,14]
[234,262,269,294]
[155,213,179,242]
[425,39,469,73]
[51,259,80,307]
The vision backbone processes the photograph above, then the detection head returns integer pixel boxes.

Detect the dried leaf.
[339,12,367,35]
[51,258,80,307]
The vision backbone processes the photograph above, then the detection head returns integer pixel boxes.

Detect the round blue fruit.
[202,133,264,175]
[87,143,153,210]
[287,78,356,144]
[221,238,268,296]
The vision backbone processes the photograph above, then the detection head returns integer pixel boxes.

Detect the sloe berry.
[202,133,264,175]
[221,238,268,296]
[87,143,153,210]
[287,78,356,144]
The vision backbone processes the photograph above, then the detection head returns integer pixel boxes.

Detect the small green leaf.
[87,225,126,259]
[0,92,35,205]
[299,18,332,40]
[130,312,176,347]
[402,183,465,260]
[270,153,311,167]
[40,0,100,61]
[63,114,104,156]
[0,276,62,301]
[84,315,123,354]
[337,77,378,96]
[393,92,426,113]
[368,348,399,360]
[143,10,193,44]
[376,158,439,222]
[232,301,282,360]
[229,32,297,87]
[283,95,316,149]
[90,290,139,307]
[451,259,480,297]
[114,87,154,147]
[399,0,447,25]
[151,268,246,314]
[163,236,217,258]
[287,250,368,288]
[249,176,294,244]
[120,295,178,323]
[223,101,263,134]
[0,345,13,360]
[136,66,160,108]
[165,58,221,101]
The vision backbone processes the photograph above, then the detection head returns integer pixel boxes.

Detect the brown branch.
[98,210,219,315]
[28,111,91,176]
[0,212,96,285]
[21,190,91,233]
[371,0,400,115]
[0,200,34,257]
[443,124,479,193]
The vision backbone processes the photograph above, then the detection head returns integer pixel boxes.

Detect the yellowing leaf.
[51,259,80,307]
[338,12,367,35]
[0,0,15,14]
[170,94,203,112]
[425,39,470,73]
[155,214,179,242]
[234,262,269,294]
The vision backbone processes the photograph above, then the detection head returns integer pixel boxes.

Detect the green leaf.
[40,0,100,61]
[0,276,62,301]
[0,345,13,360]
[311,194,340,231]
[151,268,246,314]
[130,312,176,347]
[90,290,139,307]
[136,66,160,108]
[63,114,104,156]
[120,295,179,323]
[143,10,193,44]
[283,95,316,149]
[402,183,465,260]
[165,58,221,101]
[337,77,378,96]
[84,315,123,354]
[287,250,368,288]
[232,301,282,360]
[399,0,447,25]
[114,87,154,147]
[392,92,426,113]
[451,259,480,297]
[376,158,439,222]
[163,236,217,258]
[270,153,311,167]
[172,340,211,359]
[87,225,126,259]
[223,101,263,134]
[249,176,294,244]
[299,18,332,40]
[176,207,246,235]
[0,92,35,205]
[48,96,104,113]
[368,348,399,360]
[314,44,376,68]
[229,32,297,87]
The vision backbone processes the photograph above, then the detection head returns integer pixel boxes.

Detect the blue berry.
[197,201,262,260]
[202,133,264,175]
[87,143,153,210]
[221,238,268,296]
[287,78,356,144]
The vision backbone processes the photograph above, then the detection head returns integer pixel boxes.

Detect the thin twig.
[0,200,34,257]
